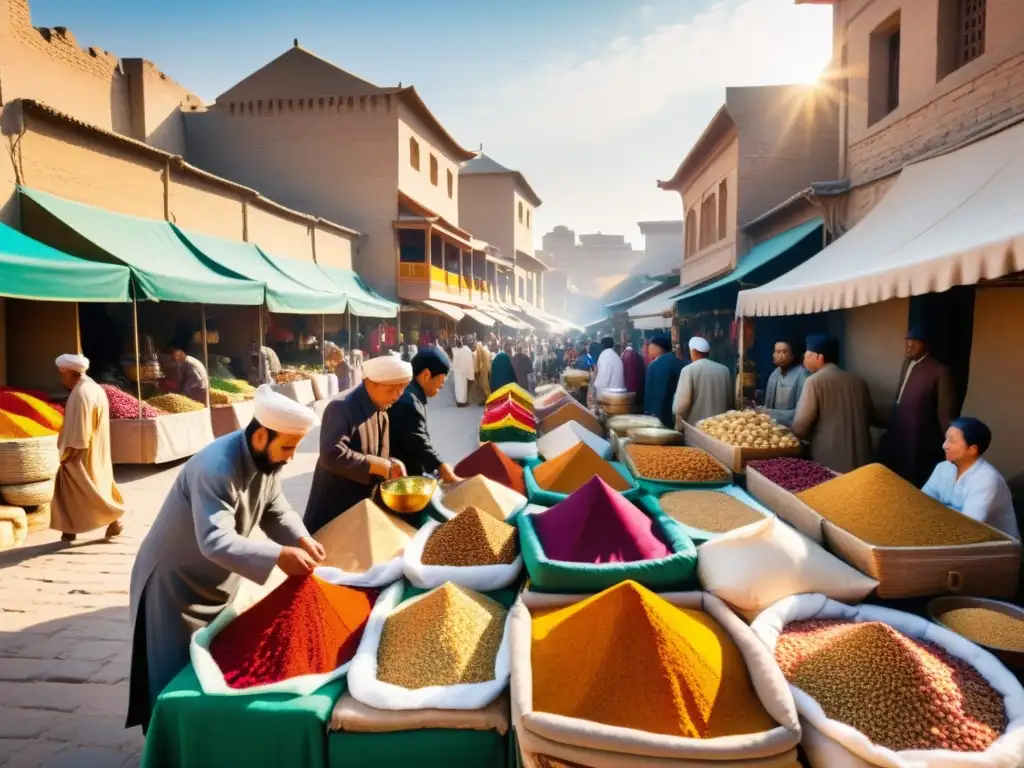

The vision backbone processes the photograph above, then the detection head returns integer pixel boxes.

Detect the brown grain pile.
[377,583,507,689]
[441,475,525,521]
[421,507,519,566]
[797,464,1006,547]
[658,491,765,533]
[937,606,1024,651]
[625,444,728,483]
[312,500,417,572]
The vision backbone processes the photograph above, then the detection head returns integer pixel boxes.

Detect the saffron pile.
[533,443,630,495]
[209,575,378,689]
[453,442,526,495]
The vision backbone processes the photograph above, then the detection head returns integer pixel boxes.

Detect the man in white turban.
[303,353,413,534]
[51,354,128,543]
[127,385,322,734]
[673,336,733,427]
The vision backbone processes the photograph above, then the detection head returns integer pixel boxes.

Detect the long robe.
[621,347,646,409]
[880,355,957,487]
[673,357,733,427]
[51,375,128,534]
[791,363,874,474]
[490,352,517,392]
[388,381,443,477]
[512,353,534,391]
[923,459,1019,540]
[303,384,391,534]
[764,365,811,427]
[452,345,475,407]
[592,348,626,396]
[644,353,684,428]
[474,344,492,405]
[126,431,308,730]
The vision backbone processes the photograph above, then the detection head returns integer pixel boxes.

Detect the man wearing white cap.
[673,336,733,428]
[51,353,127,542]
[303,354,413,534]
[126,385,323,733]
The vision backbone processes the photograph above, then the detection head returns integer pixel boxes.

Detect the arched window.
[518,201,524,223]
[446,169,454,198]
[429,155,439,186]
[717,180,728,240]
[685,208,697,258]
[409,138,420,171]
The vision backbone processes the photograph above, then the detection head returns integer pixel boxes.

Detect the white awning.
[626,284,679,330]
[479,303,526,329]
[420,299,465,322]
[737,120,1024,317]
[462,308,497,327]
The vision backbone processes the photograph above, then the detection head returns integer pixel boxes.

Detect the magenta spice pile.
[101,384,165,419]
[747,458,834,493]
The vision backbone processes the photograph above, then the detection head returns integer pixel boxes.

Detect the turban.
[950,416,992,454]
[55,353,89,374]
[362,355,413,384]
[411,346,451,378]
[254,385,319,436]
[688,336,710,354]
[906,326,932,343]
[806,334,839,360]
[648,334,671,352]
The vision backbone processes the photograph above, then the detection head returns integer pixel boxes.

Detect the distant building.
[541,226,643,297]
[636,220,684,276]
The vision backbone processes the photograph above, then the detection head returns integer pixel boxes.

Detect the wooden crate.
[621,443,733,490]
[681,422,803,473]
[745,466,830,543]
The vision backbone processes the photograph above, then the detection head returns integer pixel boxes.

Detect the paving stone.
[0,658,106,684]
[0,707,54,739]
[90,660,131,685]
[41,746,135,768]
[43,714,143,750]
[1,740,72,768]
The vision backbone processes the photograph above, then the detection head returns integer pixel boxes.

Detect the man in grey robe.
[673,336,733,428]
[126,386,323,733]
[762,339,810,427]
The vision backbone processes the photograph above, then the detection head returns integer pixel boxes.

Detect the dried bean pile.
[936,606,1024,651]
[625,444,728,483]
[421,507,519,566]
[210,389,246,406]
[747,458,834,493]
[797,464,1005,547]
[658,491,765,533]
[101,384,164,419]
[147,393,205,414]
[377,583,507,688]
[776,619,1006,752]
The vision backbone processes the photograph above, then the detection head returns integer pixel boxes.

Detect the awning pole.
[321,314,326,373]
[257,304,265,384]
[132,285,142,421]
[347,308,352,357]
[736,315,746,409]
[201,305,211,410]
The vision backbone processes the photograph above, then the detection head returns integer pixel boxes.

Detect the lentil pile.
[533,443,630,494]
[421,507,519,566]
[312,499,417,572]
[146,393,205,414]
[658,490,765,533]
[453,442,526,494]
[775,619,1007,752]
[101,384,164,419]
[747,457,834,493]
[441,475,526,520]
[797,464,1006,547]
[935,606,1024,652]
[209,576,378,689]
[532,581,775,738]
[533,476,670,564]
[377,583,507,689]
[625,444,729,483]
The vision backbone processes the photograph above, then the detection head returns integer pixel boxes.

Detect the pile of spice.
[747,458,835,493]
[377,583,507,689]
[146,393,206,414]
[101,384,164,419]
[487,383,533,410]
[797,464,1006,547]
[934,605,1024,651]
[533,477,670,564]
[479,416,536,444]
[532,581,775,738]
[537,421,612,462]
[210,378,257,397]
[209,575,378,689]
[421,507,519,566]
[482,399,537,429]
[312,499,417,571]
[0,391,63,433]
[540,402,602,437]
[658,490,765,533]
[441,475,526,521]
[533,443,630,495]
[775,619,1007,752]
[453,443,526,494]
[625,444,728,482]
[0,410,56,439]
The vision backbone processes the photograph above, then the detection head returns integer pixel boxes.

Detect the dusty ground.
[0,387,482,767]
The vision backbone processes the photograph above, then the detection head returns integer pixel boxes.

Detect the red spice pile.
[453,442,526,494]
[210,576,379,689]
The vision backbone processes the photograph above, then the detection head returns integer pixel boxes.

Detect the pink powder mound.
[532,476,672,564]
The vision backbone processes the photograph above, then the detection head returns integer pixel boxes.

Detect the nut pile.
[747,457,835,493]
[101,384,164,419]
[936,606,1024,652]
[797,464,1006,547]
[377,583,507,688]
[146,393,206,414]
[775,619,1006,752]
[658,491,765,533]
[625,444,728,483]
[697,410,800,449]
[210,389,246,406]
[421,507,519,567]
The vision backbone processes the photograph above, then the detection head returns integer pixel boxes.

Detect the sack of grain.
[751,594,1024,768]
[403,513,523,591]
[698,517,878,621]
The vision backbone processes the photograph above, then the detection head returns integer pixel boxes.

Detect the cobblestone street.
[0,389,482,768]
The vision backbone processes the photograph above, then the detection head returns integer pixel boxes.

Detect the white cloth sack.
[490,441,539,461]
[190,569,389,696]
[403,519,523,591]
[347,581,512,711]
[751,594,1024,768]
[697,517,878,620]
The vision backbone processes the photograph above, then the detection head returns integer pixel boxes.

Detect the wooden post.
[321,314,327,373]
[736,315,746,409]
[132,286,143,420]
[201,305,211,409]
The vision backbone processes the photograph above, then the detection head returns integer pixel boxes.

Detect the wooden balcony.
[398,260,491,305]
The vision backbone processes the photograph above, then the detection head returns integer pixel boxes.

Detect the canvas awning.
[20,188,263,305]
[737,121,1024,316]
[173,227,348,314]
[462,308,497,327]
[0,220,131,302]
[626,284,681,330]
[480,305,526,329]
[420,299,465,322]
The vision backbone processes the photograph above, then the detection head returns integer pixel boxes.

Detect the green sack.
[524,461,642,507]
[637,485,772,546]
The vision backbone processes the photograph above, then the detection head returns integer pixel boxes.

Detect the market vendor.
[303,355,413,533]
[249,343,282,386]
[621,342,646,409]
[791,334,874,473]
[161,343,210,404]
[126,385,323,734]
[592,337,625,397]
[389,347,461,483]
[761,339,809,427]
[922,417,1019,540]
[673,336,732,428]
[644,334,683,428]
[451,337,475,407]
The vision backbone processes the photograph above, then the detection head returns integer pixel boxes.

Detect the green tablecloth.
[328,728,507,768]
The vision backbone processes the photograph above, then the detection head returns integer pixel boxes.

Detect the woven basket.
[25,503,51,533]
[0,435,59,485]
[0,505,28,549]
[1,478,55,507]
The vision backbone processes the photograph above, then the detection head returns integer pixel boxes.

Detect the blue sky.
[30,0,833,250]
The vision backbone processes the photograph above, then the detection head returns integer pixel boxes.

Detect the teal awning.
[0,221,131,302]
[172,226,348,314]
[20,188,264,305]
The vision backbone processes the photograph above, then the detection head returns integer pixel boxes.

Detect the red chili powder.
[209,575,379,689]
[532,476,672,564]
[454,442,526,494]
[482,400,536,429]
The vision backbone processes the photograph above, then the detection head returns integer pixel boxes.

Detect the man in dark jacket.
[389,347,461,482]
[644,334,684,429]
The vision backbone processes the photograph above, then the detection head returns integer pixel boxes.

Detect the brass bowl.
[928,596,1024,671]
[379,476,437,514]
[627,427,684,446]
